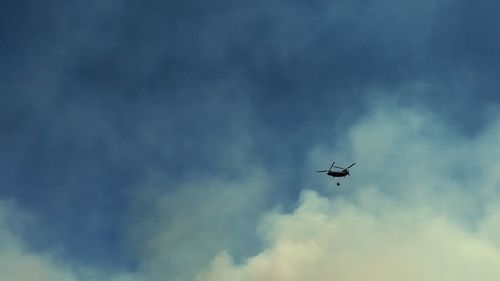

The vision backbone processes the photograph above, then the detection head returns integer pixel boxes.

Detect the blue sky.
[2,1,500,280]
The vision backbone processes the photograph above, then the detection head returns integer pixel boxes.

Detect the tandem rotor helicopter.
[316,161,356,186]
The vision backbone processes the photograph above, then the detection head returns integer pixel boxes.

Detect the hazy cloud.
[0,201,80,281]
[199,190,500,281]
[198,103,500,281]
[2,1,500,280]
[125,170,272,281]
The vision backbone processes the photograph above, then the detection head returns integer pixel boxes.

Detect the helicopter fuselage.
[327,170,348,177]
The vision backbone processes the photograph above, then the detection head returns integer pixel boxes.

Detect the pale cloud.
[0,202,139,281]
[199,190,500,281]
[0,202,80,281]
[197,103,500,281]
[4,101,500,281]
[125,169,273,281]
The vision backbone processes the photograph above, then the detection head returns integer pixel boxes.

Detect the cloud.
[3,2,500,280]
[197,103,500,281]
[3,98,500,281]
[0,201,80,281]
[124,168,273,281]
[199,190,500,281]
[0,201,143,281]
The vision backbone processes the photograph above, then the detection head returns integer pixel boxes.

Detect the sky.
[2,0,500,280]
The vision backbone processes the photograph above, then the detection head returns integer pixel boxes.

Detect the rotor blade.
[333,166,346,170]
[329,161,335,171]
[346,163,356,169]
[316,170,328,173]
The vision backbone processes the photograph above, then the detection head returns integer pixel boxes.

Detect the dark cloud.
[1,0,500,276]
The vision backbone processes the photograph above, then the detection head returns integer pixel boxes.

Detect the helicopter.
[316,161,356,186]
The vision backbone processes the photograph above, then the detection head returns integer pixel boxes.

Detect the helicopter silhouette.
[316,161,356,186]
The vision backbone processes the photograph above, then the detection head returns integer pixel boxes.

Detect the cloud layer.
[197,104,500,281]
[3,1,500,280]
[0,201,81,281]
[200,189,500,281]
[2,102,500,281]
